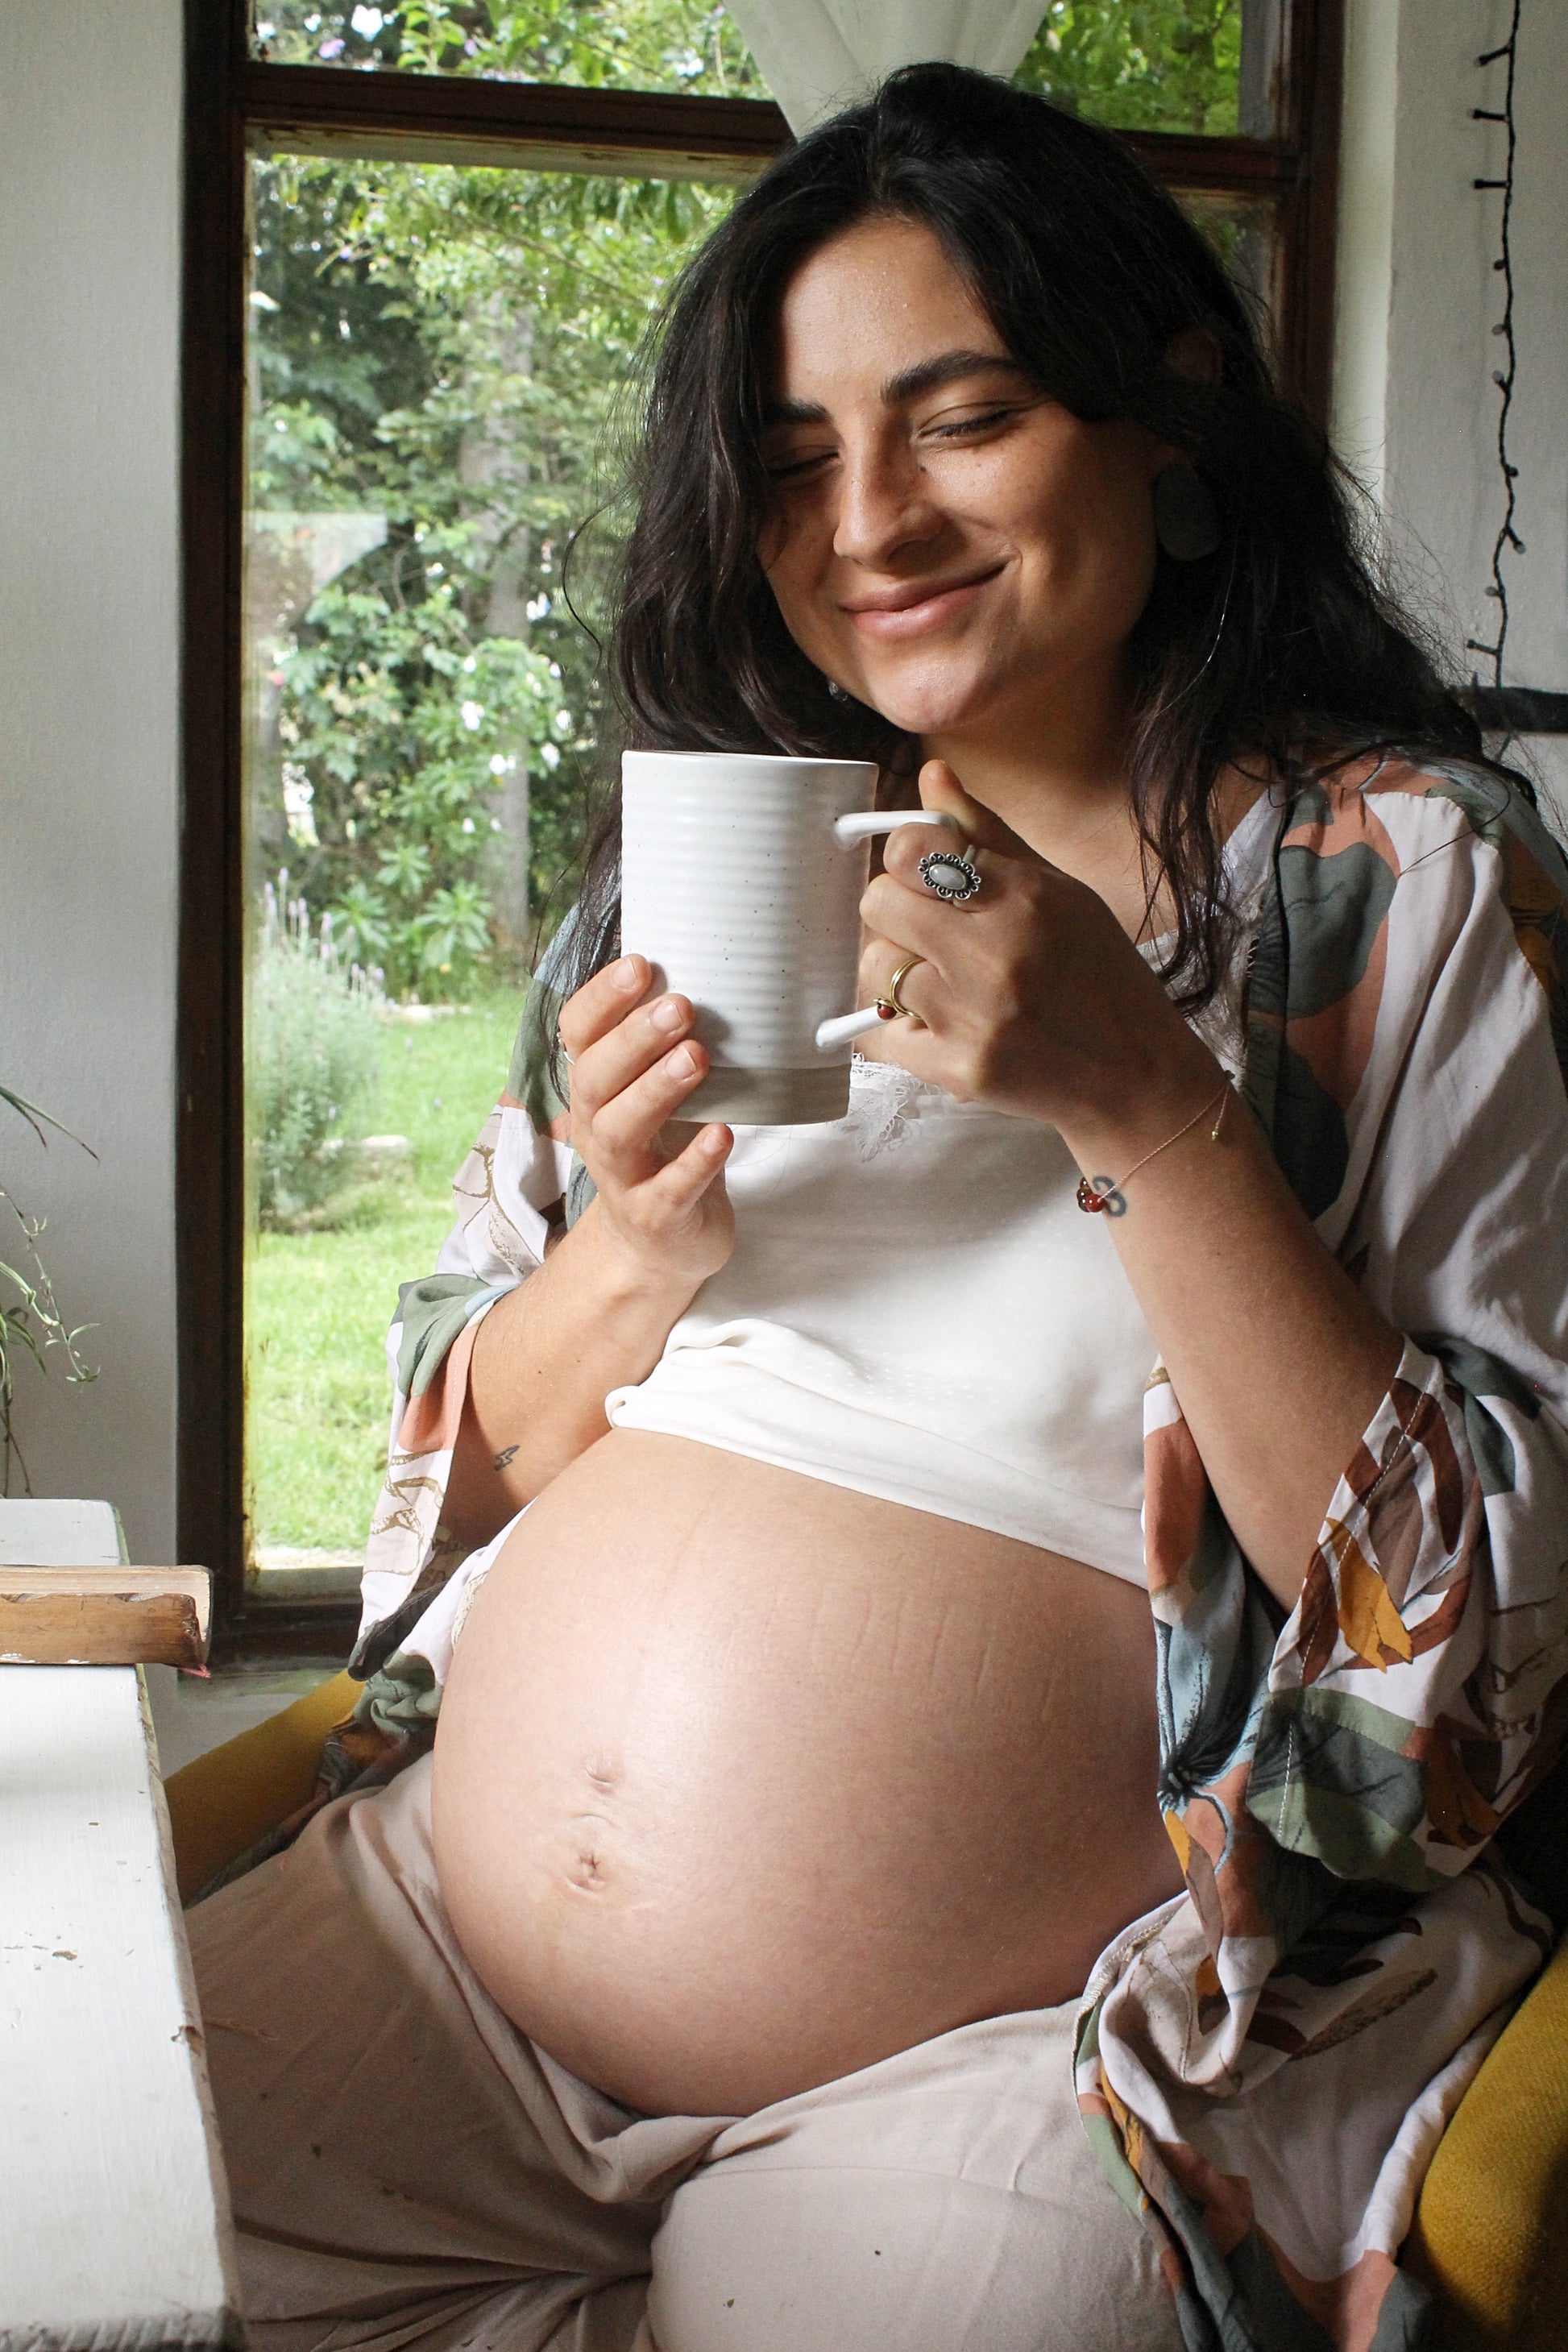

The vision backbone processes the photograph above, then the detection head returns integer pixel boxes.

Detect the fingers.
[558,955,653,1060]
[915,757,989,841]
[570,985,698,1119]
[859,867,965,963]
[918,759,1042,861]
[877,759,1056,897]
[859,940,944,1030]
[557,959,725,1183]
[589,1035,716,1169]
[643,1121,734,1217]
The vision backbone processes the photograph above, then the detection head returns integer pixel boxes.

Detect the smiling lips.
[844,563,1004,641]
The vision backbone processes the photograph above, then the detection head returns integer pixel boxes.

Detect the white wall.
[0,1,183,1558]
[1335,0,1568,822]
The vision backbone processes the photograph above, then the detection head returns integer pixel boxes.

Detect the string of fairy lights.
[1462,1,1568,734]
[1465,0,1521,697]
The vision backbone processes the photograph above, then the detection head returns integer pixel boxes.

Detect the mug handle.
[815,811,964,1052]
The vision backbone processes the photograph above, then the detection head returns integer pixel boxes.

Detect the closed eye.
[764,446,836,481]
[921,403,1029,443]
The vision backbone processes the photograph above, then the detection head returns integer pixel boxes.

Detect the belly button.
[566,1808,615,1894]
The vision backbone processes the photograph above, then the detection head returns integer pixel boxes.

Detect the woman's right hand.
[558,954,736,1296]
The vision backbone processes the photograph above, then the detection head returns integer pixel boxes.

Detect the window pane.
[1015,1,1284,139]
[243,154,736,1595]
[1179,189,1280,326]
[252,4,1286,135]
[251,2,767,97]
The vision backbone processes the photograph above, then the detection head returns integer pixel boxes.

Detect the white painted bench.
[0,1499,239,2352]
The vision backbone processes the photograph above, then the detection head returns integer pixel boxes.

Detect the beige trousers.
[188,1757,1184,2352]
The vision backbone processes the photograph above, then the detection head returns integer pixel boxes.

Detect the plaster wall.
[0,1,183,1557]
[1336,0,1568,819]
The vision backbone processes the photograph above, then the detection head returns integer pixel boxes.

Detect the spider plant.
[1,1083,97,1495]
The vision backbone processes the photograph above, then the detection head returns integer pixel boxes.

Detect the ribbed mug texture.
[621,753,878,1125]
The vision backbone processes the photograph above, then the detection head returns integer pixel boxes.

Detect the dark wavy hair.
[545,60,1495,1032]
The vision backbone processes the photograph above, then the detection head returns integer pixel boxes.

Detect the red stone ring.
[876,955,927,1027]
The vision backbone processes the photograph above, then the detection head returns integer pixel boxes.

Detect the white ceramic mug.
[620,751,959,1124]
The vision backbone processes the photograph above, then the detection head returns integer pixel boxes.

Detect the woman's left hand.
[863,759,1404,1617]
[860,759,1217,1135]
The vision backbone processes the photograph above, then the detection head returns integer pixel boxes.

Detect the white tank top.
[604,793,1276,1584]
[604,1066,1157,1582]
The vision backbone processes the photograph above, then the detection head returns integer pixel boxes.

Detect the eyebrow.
[762,348,1031,427]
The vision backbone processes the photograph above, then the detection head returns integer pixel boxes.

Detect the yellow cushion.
[1406,1935,1568,2348]
[163,1668,361,1902]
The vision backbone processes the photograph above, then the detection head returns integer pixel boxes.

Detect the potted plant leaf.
[1,1084,97,1492]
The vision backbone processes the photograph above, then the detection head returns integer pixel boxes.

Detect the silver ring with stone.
[917,848,982,903]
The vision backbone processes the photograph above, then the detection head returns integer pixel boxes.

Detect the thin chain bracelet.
[1075,1079,1232,1216]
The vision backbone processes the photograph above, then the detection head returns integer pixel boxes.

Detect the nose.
[832,434,946,570]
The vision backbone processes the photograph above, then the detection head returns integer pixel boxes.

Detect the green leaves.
[256,2,765,99]
[249,136,730,998]
[413,880,495,977]
[1017,0,1242,136]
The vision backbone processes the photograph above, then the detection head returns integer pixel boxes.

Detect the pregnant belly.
[431,1430,1182,2118]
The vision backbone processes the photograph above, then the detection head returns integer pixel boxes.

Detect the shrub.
[251,880,384,1226]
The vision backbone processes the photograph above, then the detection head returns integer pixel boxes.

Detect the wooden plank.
[242,60,792,178]
[246,116,775,181]
[0,1500,239,2350]
[0,1569,211,1667]
[238,59,1298,196]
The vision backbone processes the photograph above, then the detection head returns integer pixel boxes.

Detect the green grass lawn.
[247,991,524,1557]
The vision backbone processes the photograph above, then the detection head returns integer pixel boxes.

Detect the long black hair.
[545,60,1494,1030]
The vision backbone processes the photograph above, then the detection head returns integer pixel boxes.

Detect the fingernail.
[666,1045,695,1078]
[652,997,683,1032]
[611,956,640,989]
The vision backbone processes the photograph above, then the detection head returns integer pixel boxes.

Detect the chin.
[850,660,998,740]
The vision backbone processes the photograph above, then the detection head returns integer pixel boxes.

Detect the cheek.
[1025,468,1158,640]
[760,541,834,664]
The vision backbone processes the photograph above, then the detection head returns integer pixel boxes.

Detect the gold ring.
[886,954,927,1026]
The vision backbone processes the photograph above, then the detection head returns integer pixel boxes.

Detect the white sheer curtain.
[724,0,1047,133]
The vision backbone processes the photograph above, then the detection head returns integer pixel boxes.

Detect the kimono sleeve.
[1250,768,1568,1889]
[351,974,573,1677]
[1081,771,1567,2351]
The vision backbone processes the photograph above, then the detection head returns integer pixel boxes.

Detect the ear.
[1162,326,1223,387]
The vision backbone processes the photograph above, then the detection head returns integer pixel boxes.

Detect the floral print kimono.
[265,757,1568,2352]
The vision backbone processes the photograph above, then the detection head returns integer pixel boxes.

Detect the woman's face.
[758,214,1168,753]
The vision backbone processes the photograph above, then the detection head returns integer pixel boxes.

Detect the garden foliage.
[251,881,387,1225]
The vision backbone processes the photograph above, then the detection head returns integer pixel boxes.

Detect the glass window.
[243,153,736,1595]
[251,2,767,97]
[1014,1,1283,139]
[252,2,1284,139]
[1180,190,1279,324]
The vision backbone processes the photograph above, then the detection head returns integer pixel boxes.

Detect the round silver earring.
[825,677,847,701]
[1152,463,1222,562]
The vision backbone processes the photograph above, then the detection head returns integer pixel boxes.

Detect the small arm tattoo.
[492,1443,520,1471]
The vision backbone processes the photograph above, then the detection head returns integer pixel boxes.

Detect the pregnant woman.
[191,65,1568,2352]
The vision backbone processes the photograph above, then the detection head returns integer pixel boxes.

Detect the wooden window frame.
[180,0,1344,1657]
